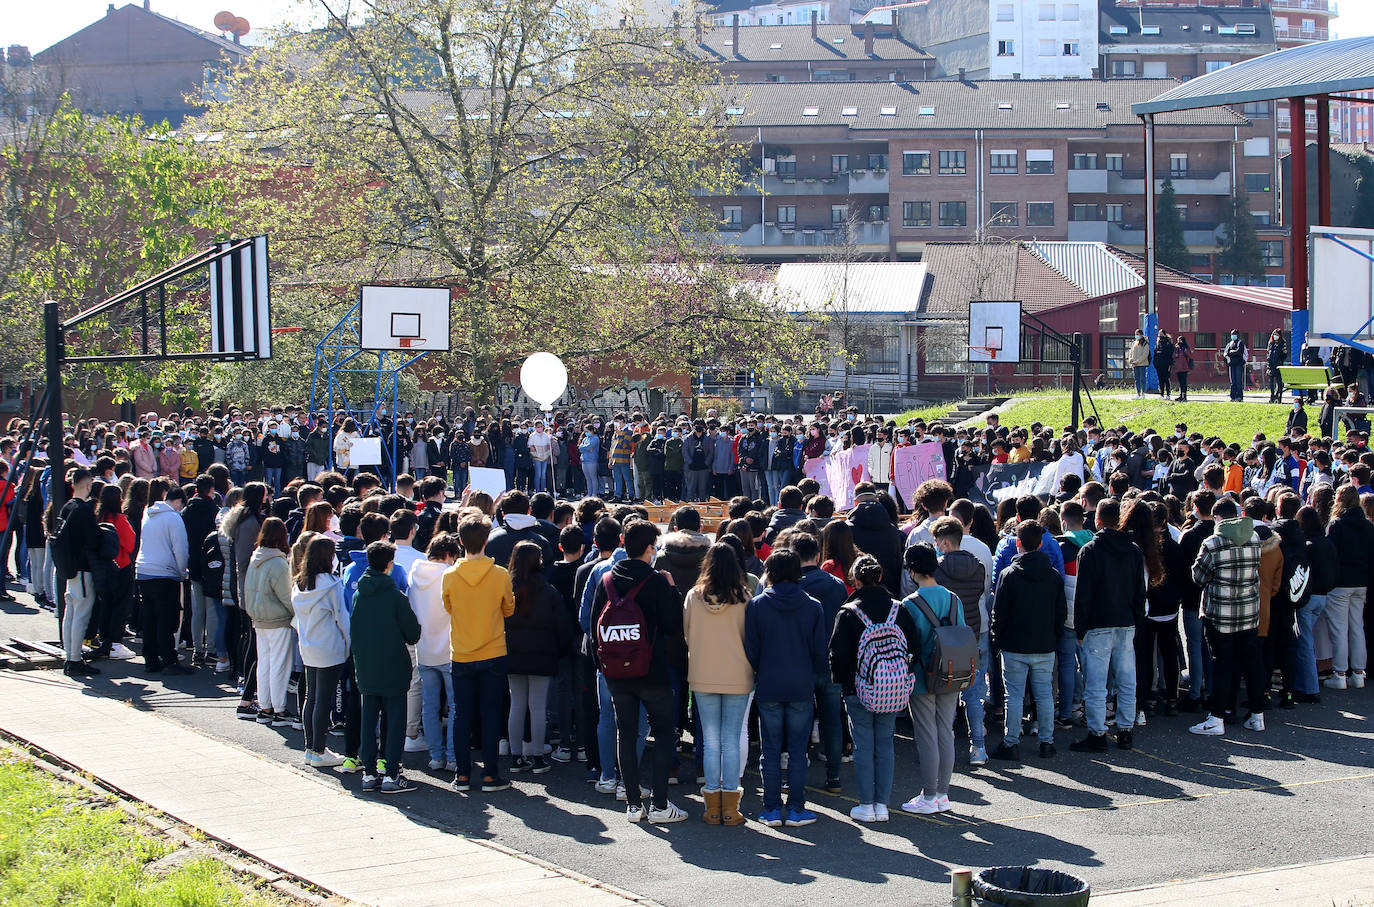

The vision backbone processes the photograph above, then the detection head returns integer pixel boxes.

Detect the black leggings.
[1177,371,1189,399]
[1136,618,1180,705]
[304,664,343,753]
[1156,366,1172,397]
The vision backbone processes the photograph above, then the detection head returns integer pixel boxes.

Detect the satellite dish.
[520,352,568,411]
[213,10,235,30]
[229,16,251,36]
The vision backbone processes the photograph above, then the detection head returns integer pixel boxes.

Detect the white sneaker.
[1243,713,1265,732]
[935,795,952,813]
[901,795,940,815]
[404,736,427,753]
[1136,711,1147,727]
[108,643,137,661]
[594,778,618,795]
[780,752,789,771]
[428,758,446,770]
[1324,673,1348,690]
[213,659,231,673]
[499,738,511,756]
[873,803,890,822]
[1351,672,1367,689]
[550,747,573,763]
[304,751,319,767]
[1189,715,1225,736]
[626,804,645,823]
[849,803,878,823]
[443,760,458,773]
[615,782,627,801]
[314,749,345,768]
[648,802,688,824]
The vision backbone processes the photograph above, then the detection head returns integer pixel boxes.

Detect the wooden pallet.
[0,637,64,671]
[642,499,731,526]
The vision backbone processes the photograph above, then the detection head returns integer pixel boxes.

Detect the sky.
[6,0,1374,54]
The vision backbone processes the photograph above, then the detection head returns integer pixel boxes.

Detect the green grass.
[901,389,1290,445]
[0,759,285,907]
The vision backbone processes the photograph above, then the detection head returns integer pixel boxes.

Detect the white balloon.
[520,352,568,409]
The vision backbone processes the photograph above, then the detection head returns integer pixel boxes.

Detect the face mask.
[613,422,623,430]
[656,432,665,440]
[810,429,819,437]
[769,432,778,440]
[153,443,162,450]
[189,433,198,440]
[291,431,300,439]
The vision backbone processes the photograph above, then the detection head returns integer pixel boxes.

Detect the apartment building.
[682,20,934,82]
[703,78,1267,280]
[989,1,1099,80]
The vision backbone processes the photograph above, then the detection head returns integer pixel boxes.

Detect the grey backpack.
[907,592,979,695]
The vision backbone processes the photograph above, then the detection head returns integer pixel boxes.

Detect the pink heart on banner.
[851,465,863,486]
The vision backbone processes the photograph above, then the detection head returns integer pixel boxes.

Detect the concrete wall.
[895,0,989,78]
[988,0,1097,80]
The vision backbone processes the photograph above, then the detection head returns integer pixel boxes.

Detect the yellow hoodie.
[442,555,515,663]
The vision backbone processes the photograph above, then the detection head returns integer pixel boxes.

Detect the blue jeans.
[845,694,896,807]
[1002,651,1055,745]
[230,468,247,488]
[612,464,634,500]
[814,675,844,779]
[581,464,598,498]
[694,691,750,792]
[758,699,812,811]
[597,672,646,782]
[1229,362,1246,400]
[1082,626,1136,734]
[1294,594,1329,695]
[451,656,507,780]
[766,469,789,505]
[1133,365,1149,395]
[533,460,548,493]
[962,631,990,748]
[264,467,282,493]
[419,663,456,763]
[1055,627,1081,721]
[1182,609,1211,702]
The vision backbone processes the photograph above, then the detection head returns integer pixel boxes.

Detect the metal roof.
[1133,36,1374,116]
[1161,281,1292,311]
[770,262,928,315]
[1026,242,1144,299]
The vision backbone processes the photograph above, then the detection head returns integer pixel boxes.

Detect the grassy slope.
[0,760,284,907]
[901,389,1289,445]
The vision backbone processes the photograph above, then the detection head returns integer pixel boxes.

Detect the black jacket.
[935,548,986,634]
[828,585,918,696]
[1177,518,1214,613]
[846,500,905,598]
[1326,507,1374,588]
[414,500,443,554]
[57,497,100,574]
[1074,528,1146,637]
[656,530,711,594]
[992,549,1066,654]
[764,508,806,545]
[505,574,576,676]
[1147,534,1186,618]
[485,518,554,568]
[737,432,766,472]
[181,495,219,582]
[1307,532,1338,597]
[589,557,683,687]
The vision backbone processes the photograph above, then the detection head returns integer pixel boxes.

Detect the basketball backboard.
[359,285,451,351]
[1310,226,1374,347]
[968,300,1022,363]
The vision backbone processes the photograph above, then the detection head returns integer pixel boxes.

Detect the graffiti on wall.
[494,380,684,415]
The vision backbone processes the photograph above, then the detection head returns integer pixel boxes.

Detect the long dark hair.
[509,540,544,610]
[297,535,337,591]
[695,542,748,604]
[820,520,857,575]
[97,484,122,520]
[1121,498,1164,588]
[256,516,290,554]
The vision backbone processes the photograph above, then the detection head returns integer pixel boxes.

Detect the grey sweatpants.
[63,571,96,662]
[911,690,960,799]
[508,674,552,756]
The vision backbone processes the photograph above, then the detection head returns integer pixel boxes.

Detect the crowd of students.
[17,396,1373,827]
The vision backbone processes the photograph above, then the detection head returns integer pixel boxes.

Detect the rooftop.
[34,2,249,60]
[918,244,1079,318]
[767,262,929,316]
[680,24,930,65]
[1100,5,1276,49]
[1026,242,1144,299]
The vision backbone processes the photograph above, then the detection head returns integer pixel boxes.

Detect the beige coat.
[683,587,754,695]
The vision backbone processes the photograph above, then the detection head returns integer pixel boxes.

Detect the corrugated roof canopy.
[1133,36,1374,115]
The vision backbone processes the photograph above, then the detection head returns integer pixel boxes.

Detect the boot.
[719,789,746,826]
[701,790,722,825]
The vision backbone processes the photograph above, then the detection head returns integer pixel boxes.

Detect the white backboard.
[1311,226,1374,346]
[968,300,1022,363]
[360,285,451,351]
[209,235,272,360]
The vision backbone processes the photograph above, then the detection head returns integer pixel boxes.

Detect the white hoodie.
[134,501,189,581]
[291,574,350,668]
[408,558,453,667]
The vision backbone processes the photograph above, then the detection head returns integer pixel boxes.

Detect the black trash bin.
[973,867,1091,907]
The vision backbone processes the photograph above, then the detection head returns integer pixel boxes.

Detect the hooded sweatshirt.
[683,586,754,694]
[588,557,682,687]
[1074,527,1147,637]
[350,568,422,696]
[408,558,453,667]
[657,529,711,593]
[846,499,906,598]
[442,555,515,663]
[343,547,408,612]
[242,547,293,629]
[292,574,350,668]
[485,512,554,568]
[135,501,190,581]
[829,585,919,696]
[992,549,1066,654]
[744,580,828,702]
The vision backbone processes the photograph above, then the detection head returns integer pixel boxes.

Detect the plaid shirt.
[1191,522,1261,633]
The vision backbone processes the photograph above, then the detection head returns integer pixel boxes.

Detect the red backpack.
[595,573,654,680]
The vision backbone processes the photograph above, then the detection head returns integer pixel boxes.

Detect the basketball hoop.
[398,337,427,349]
[271,326,303,334]
[970,346,999,360]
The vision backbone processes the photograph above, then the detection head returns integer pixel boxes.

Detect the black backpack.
[49,501,84,581]
[1274,521,1312,611]
[95,522,120,563]
[202,531,227,597]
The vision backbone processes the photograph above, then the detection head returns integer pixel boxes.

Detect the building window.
[1106,204,1124,222]
[1038,3,1055,20]
[1170,153,1189,177]
[722,206,743,231]
[1178,295,1198,332]
[924,322,974,374]
[989,151,1018,174]
[1244,172,1272,193]
[1252,210,1272,225]
[1071,153,1098,170]
[867,203,889,221]
[902,200,931,227]
[1026,150,1054,174]
[938,150,967,175]
[1064,42,1080,56]
[990,201,1018,226]
[832,204,849,224]
[1062,3,1079,21]
[1192,332,1218,350]
[902,151,931,175]
[1206,60,1231,74]
[1105,153,1124,172]
[1242,100,1270,119]
[939,201,968,226]
[1102,335,1129,379]
[997,40,1015,57]
[1039,39,1056,57]
[1070,204,1098,221]
[1111,60,1137,77]
[1261,240,1284,267]
[776,155,797,178]
[855,328,901,375]
[832,154,849,173]
[777,205,796,225]
[1027,202,1055,226]
[1100,298,1118,331]
[867,153,889,170]
[996,3,1014,22]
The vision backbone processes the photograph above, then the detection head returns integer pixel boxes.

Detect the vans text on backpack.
[908,593,979,695]
[595,573,653,680]
[852,599,916,713]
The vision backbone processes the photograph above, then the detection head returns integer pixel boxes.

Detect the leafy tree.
[197,0,821,404]
[1348,152,1374,230]
[1216,194,1265,285]
[1155,179,1190,272]
[0,98,229,409]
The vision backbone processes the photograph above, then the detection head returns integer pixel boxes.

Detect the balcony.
[1107,169,1232,196]
[1067,168,1109,193]
[1270,0,1336,13]
[714,222,890,249]
[1275,26,1329,42]
[1068,220,1110,242]
[761,173,853,196]
[848,169,891,194]
[1109,221,1223,248]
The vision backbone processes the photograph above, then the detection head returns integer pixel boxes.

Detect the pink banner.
[803,456,831,499]
[891,442,947,510]
[825,443,871,510]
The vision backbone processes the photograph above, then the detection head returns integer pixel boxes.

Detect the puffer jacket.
[935,547,987,634]
[1327,506,1374,588]
[846,498,906,598]
[291,574,350,668]
[505,574,575,676]
[242,547,293,629]
[656,529,711,593]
